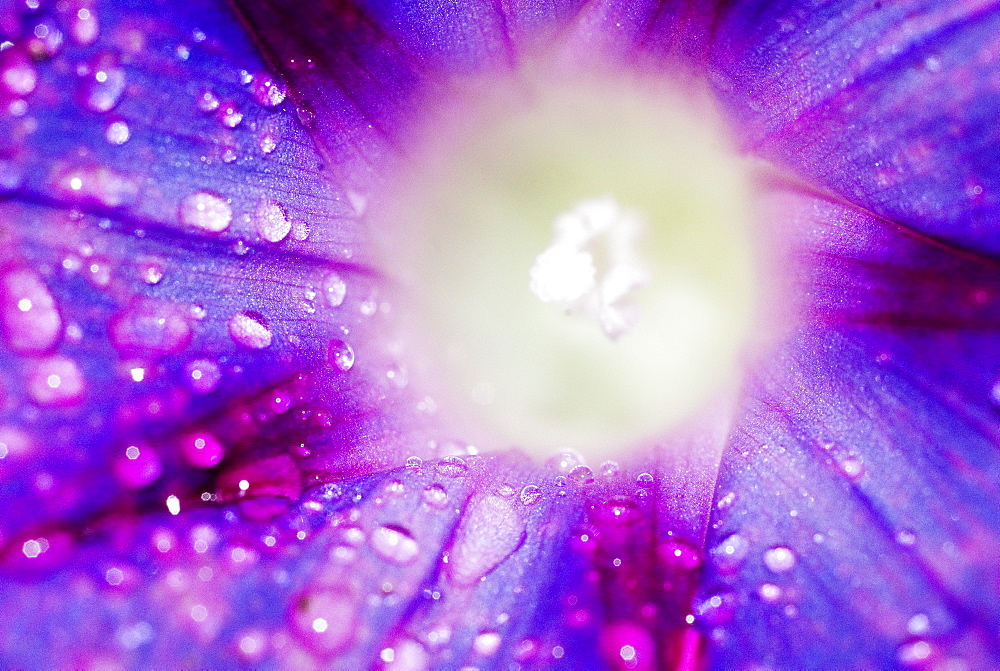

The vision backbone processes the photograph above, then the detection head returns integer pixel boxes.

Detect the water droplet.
[371,525,419,565]
[77,54,125,112]
[435,455,468,477]
[186,359,222,393]
[693,588,737,626]
[636,472,654,488]
[251,73,286,107]
[291,589,357,653]
[599,460,620,477]
[473,631,502,656]
[328,339,355,371]
[322,271,347,308]
[896,529,917,546]
[139,259,163,284]
[179,191,231,233]
[569,465,594,485]
[657,538,702,571]
[404,456,423,469]
[711,533,749,573]
[217,101,243,128]
[519,485,543,506]
[447,495,526,586]
[758,583,782,602]
[196,89,220,112]
[422,484,448,509]
[547,450,582,473]
[105,120,130,145]
[897,639,933,665]
[27,355,84,405]
[0,46,37,97]
[253,199,290,243]
[27,19,63,59]
[763,546,796,573]
[69,6,99,45]
[180,431,225,469]
[839,456,865,480]
[258,131,278,154]
[111,299,191,355]
[112,444,162,489]
[1,268,61,353]
[229,311,272,349]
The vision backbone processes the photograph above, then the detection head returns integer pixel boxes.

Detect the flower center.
[372,65,764,462]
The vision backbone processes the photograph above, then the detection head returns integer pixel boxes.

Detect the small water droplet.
[473,631,502,656]
[253,199,290,243]
[111,298,191,355]
[113,444,162,489]
[657,538,702,571]
[371,525,419,565]
[547,450,583,473]
[636,472,654,488]
[897,639,933,665]
[185,358,221,393]
[1,268,62,354]
[322,271,347,308]
[599,460,620,477]
[291,589,357,653]
[105,120,130,145]
[896,529,917,546]
[229,311,272,349]
[405,456,423,469]
[139,259,164,284]
[328,339,355,371]
[1,46,37,97]
[763,546,796,573]
[27,355,84,405]
[179,191,231,233]
[422,483,448,509]
[435,455,468,477]
[519,484,542,506]
[259,131,278,154]
[839,456,865,480]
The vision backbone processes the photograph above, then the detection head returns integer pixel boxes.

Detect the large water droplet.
[113,444,162,489]
[569,465,595,485]
[180,431,225,469]
[111,298,191,355]
[186,358,222,393]
[229,311,272,349]
[179,191,232,233]
[0,46,37,97]
[371,525,420,565]
[435,455,468,477]
[447,495,526,586]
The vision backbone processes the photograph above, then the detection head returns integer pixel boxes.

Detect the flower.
[1,0,999,668]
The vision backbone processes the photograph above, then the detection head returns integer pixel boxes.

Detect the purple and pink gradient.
[2,0,1000,668]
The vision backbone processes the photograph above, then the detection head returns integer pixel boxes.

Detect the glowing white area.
[373,64,766,462]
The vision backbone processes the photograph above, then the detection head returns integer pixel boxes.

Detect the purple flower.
[1,0,998,668]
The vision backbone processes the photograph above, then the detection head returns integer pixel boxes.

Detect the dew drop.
[322,271,347,308]
[328,339,355,371]
[435,455,468,477]
[473,631,502,656]
[113,444,162,489]
[258,131,278,154]
[693,588,738,625]
[422,483,448,509]
[217,101,243,128]
[229,311,272,349]
[1,268,61,354]
[291,589,356,653]
[77,55,125,113]
[111,299,191,355]
[763,546,796,573]
[568,465,594,485]
[711,533,749,573]
[186,358,222,393]
[251,73,286,107]
[599,460,621,478]
[196,89,220,112]
[518,485,542,506]
[180,431,225,469]
[447,495,526,586]
[404,456,423,469]
[0,46,37,97]
[371,525,420,565]
[636,472,654,488]
[657,538,702,571]
[179,191,231,233]
[547,450,582,473]
[253,199,290,243]
[105,120,130,145]
[139,259,163,284]
[27,355,84,405]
